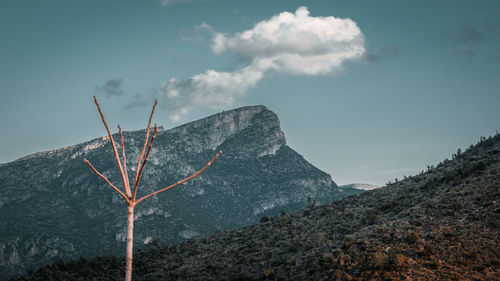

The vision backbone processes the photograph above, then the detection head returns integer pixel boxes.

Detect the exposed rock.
[341,183,381,191]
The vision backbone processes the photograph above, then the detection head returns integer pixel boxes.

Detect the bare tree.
[84,96,221,281]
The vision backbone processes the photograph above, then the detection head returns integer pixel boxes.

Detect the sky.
[1,0,500,186]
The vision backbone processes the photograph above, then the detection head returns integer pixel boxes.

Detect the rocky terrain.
[340,183,380,191]
[0,105,360,280]
[9,133,500,280]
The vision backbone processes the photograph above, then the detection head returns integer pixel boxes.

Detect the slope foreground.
[0,105,359,279]
[11,134,500,280]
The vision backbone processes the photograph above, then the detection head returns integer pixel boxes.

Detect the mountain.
[341,183,380,191]
[10,133,500,281]
[0,105,360,279]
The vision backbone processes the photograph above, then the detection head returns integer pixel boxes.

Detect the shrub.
[371,251,388,268]
[424,243,434,257]
[406,231,420,243]
[394,254,408,267]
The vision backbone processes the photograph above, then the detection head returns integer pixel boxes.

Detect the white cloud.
[211,6,365,75]
[160,65,264,122]
[161,6,365,121]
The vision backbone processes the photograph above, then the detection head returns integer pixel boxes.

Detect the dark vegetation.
[10,134,500,280]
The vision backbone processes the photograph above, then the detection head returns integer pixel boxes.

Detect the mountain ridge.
[5,104,270,165]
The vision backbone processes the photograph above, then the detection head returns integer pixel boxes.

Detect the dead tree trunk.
[84,96,221,281]
[125,204,134,281]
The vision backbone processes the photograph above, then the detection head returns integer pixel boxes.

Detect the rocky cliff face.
[0,105,359,279]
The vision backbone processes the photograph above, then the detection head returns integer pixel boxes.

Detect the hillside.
[10,134,500,280]
[0,105,360,280]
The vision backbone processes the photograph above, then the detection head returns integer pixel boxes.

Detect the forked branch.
[118,125,130,192]
[133,100,157,189]
[135,150,222,205]
[84,158,129,202]
[132,124,158,201]
[93,96,131,198]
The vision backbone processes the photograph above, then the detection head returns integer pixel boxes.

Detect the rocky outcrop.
[341,183,380,191]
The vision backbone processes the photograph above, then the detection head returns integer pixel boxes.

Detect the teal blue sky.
[1,0,499,185]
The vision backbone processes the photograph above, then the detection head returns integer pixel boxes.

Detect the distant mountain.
[341,183,380,191]
[12,133,500,281]
[0,105,360,279]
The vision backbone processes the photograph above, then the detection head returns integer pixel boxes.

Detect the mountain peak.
[169,105,275,137]
[8,105,278,165]
[164,105,286,156]
[173,105,270,129]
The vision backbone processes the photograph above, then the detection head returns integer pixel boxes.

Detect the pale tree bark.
[126,205,134,281]
[84,96,221,281]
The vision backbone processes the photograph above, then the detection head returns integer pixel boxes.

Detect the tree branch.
[132,124,158,201]
[84,158,129,202]
[118,125,131,194]
[135,150,222,205]
[134,100,157,189]
[93,96,130,198]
